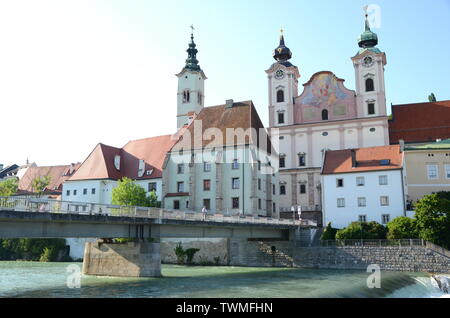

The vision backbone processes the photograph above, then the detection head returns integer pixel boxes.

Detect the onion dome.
[273,29,292,62]
[358,12,378,49]
[184,26,201,71]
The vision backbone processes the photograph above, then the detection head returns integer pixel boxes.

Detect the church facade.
[267,15,389,223]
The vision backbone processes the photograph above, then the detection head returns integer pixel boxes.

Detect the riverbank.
[0,261,447,298]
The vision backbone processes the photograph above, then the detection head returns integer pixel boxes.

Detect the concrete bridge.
[0,197,315,277]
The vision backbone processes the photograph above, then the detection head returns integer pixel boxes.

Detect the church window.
[277,90,284,103]
[322,109,328,120]
[278,113,285,124]
[365,78,374,92]
[368,103,375,115]
[183,90,190,103]
[198,92,202,105]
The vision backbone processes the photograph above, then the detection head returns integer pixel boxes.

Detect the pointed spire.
[184,25,201,71]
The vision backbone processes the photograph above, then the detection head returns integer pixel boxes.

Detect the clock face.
[275,69,285,80]
[363,56,374,67]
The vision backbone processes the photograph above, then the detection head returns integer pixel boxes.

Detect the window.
[369,127,376,132]
[379,175,388,185]
[91,188,96,195]
[280,185,286,195]
[322,132,328,136]
[356,177,365,186]
[278,113,285,124]
[203,162,211,172]
[279,156,285,168]
[232,197,239,209]
[258,178,261,190]
[273,202,276,213]
[359,215,367,223]
[358,197,366,207]
[380,196,389,206]
[258,198,262,210]
[73,190,77,196]
[177,182,184,192]
[203,199,210,210]
[277,90,284,103]
[298,154,306,167]
[66,190,70,196]
[183,90,190,103]
[365,78,374,92]
[174,200,180,210]
[279,136,285,140]
[198,92,202,105]
[232,159,239,169]
[232,177,240,189]
[337,198,345,208]
[148,182,157,192]
[427,165,438,179]
[368,103,375,115]
[177,164,184,174]
[273,184,276,195]
[336,178,344,187]
[446,164,450,179]
[300,184,306,194]
[321,109,328,120]
[186,201,190,209]
[382,214,390,224]
[203,179,211,191]
[83,188,87,195]
[257,161,261,171]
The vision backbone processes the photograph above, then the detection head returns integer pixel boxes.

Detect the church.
[267,13,390,225]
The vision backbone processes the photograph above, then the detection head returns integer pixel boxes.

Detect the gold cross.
[280,27,284,35]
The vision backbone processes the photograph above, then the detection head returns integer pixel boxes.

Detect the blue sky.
[0,0,449,166]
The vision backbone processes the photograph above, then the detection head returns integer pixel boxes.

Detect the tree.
[414,193,450,249]
[335,221,387,240]
[31,175,51,197]
[428,93,437,102]
[0,178,18,196]
[321,222,338,240]
[111,177,151,207]
[386,216,418,239]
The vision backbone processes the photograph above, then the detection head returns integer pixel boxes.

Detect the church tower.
[266,30,300,127]
[176,26,207,129]
[351,8,387,119]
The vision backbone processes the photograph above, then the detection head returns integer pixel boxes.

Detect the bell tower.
[351,7,387,119]
[176,25,207,129]
[266,29,300,127]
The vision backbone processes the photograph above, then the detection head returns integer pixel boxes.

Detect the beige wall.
[404,149,450,202]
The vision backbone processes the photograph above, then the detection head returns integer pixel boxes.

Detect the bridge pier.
[82,240,161,277]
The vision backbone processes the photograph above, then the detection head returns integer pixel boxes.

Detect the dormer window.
[365,78,374,92]
[114,155,121,170]
[276,90,284,103]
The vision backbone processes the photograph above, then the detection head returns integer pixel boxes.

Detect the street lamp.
[297,205,302,225]
[291,206,295,223]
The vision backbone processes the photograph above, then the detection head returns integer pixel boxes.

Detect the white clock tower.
[265,31,300,127]
[351,10,387,119]
[176,27,207,130]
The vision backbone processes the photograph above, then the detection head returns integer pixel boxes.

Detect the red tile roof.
[322,145,403,175]
[19,164,80,192]
[389,100,450,144]
[68,135,178,181]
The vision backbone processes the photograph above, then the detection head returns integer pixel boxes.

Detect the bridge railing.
[0,196,316,227]
[319,239,425,247]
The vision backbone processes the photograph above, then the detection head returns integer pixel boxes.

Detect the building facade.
[267,15,389,223]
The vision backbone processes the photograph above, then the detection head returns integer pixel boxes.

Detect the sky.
[0,0,449,167]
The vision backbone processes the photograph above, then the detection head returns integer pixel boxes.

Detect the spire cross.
[190,24,194,34]
[280,27,284,35]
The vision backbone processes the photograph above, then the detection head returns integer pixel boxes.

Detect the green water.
[0,261,446,298]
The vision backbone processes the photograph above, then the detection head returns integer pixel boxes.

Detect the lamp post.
[291,206,295,223]
[297,205,302,225]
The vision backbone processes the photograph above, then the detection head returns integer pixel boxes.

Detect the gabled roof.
[19,164,80,192]
[322,145,403,175]
[389,100,450,144]
[68,135,178,182]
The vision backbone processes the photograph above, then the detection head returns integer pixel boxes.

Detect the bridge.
[0,197,316,277]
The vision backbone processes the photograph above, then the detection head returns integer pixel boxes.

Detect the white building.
[321,144,406,229]
[266,14,389,225]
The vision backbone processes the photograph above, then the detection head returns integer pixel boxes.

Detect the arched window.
[183,90,190,103]
[277,90,284,103]
[322,109,328,120]
[365,78,374,92]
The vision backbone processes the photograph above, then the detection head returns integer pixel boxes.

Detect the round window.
[369,128,376,132]
[322,132,328,136]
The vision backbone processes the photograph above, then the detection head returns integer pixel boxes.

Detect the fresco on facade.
[294,72,357,123]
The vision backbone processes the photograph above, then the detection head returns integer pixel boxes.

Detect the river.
[0,261,447,298]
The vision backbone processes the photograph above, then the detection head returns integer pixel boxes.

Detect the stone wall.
[161,238,229,265]
[82,241,161,277]
[229,239,294,267]
[294,246,450,273]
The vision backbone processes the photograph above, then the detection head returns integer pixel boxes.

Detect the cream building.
[266,15,389,224]
[403,139,450,204]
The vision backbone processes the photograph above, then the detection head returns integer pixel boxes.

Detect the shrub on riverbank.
[335,221,387,240]
[0,238,71,262]
[386,217,419,239]
[321,222,338,240]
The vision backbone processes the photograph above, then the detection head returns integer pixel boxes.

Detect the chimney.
[225,99,234,108]
[399,139,405,152]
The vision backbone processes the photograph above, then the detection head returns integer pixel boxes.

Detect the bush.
[173,243,200,265]
[0,238,68,261]
[321,222,338,240]
[174,242,185,265]
[335,221,387,240]
[185,248,200,264]
[39,247,56,262]
[387,217,418,239]
[113,238,135,244]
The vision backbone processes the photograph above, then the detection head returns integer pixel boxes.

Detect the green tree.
[111,177,151,207]
[414,193,450,249]
[321,222,338,240]
[31,175,51,197]
[0,178,18,196]
[428,93,437,102]
[336,221,387,240]
[386,216,418,239]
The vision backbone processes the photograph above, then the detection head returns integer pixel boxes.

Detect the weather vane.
[363,5,369,18]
